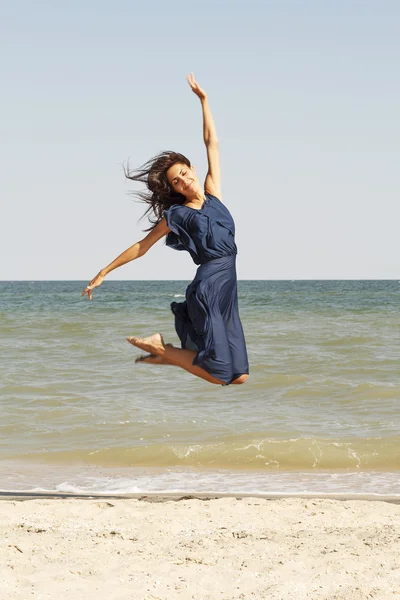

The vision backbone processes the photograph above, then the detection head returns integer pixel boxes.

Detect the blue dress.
[164,194,249,385]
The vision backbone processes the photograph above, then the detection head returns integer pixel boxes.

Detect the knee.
[232,374,249,385]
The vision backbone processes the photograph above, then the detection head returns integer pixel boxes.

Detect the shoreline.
[1,490,400,504]
[1,462,399,498]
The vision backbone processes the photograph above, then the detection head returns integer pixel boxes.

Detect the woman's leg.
[137,355,248,384]
[127,334,226,385]
[231,374,249,384]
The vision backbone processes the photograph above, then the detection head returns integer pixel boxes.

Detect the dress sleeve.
[164,204,200,262]
[164,204,185,235]
[164,205,189,253]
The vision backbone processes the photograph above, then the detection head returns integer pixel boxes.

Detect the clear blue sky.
[2,0,399,280]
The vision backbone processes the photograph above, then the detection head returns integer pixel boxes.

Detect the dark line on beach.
[1,491,399,504]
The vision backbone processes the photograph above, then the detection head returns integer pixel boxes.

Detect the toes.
[135,354,161,365]
[135,353,155,363]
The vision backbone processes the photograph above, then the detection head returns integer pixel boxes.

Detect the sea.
[0,280,399,497]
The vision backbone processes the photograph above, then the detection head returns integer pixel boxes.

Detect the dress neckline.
[183,194,209,212]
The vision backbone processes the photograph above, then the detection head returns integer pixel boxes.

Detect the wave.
[16,435,400,470]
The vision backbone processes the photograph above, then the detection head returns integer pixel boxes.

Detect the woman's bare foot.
[126,333,166,356]
[135,354,164,364]
[135,344,174,364]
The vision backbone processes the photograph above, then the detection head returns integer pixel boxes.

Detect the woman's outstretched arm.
[186,73,221,200]
[82,218,170,300]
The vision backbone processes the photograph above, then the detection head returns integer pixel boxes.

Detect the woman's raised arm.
[186,73,221,200]
[82,218,170,300]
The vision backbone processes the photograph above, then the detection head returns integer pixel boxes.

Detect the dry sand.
[1,495,399,600]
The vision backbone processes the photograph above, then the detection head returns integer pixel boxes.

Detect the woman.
[82,73,249,386]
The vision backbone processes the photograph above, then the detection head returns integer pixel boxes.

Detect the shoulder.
[205,193,223,205]
[164,203,188,233]
[205,193,234,222]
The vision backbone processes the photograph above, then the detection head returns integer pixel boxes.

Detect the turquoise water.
[0,280,399,495]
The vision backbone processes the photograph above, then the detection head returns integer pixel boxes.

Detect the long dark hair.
[124,151,191,230]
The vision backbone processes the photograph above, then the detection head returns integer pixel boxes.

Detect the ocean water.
[0,280,399,496]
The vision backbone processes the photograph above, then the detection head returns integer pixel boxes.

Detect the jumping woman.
[82,73,249,386]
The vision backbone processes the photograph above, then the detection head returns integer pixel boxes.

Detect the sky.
[1,0,399,280]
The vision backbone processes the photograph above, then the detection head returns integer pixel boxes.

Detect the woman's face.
[166,163,200,197]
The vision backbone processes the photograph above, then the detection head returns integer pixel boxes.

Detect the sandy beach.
[1,495,399,600]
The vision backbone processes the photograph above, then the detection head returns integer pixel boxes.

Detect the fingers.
[81,285,92,299]
[82,272,103,299]
[186,72,196,87]
[186,72,205,99]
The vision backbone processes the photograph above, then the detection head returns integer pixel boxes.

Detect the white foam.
[0,464,399,496]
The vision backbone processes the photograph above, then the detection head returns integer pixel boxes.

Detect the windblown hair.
[124,151,191,230]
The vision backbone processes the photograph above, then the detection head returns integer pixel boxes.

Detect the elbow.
[136,241,147,258]
[137,237,155,258]
[205,138,218,147]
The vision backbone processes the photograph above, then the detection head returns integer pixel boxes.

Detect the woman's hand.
[82,271,105,300]
[186,72,207,101]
